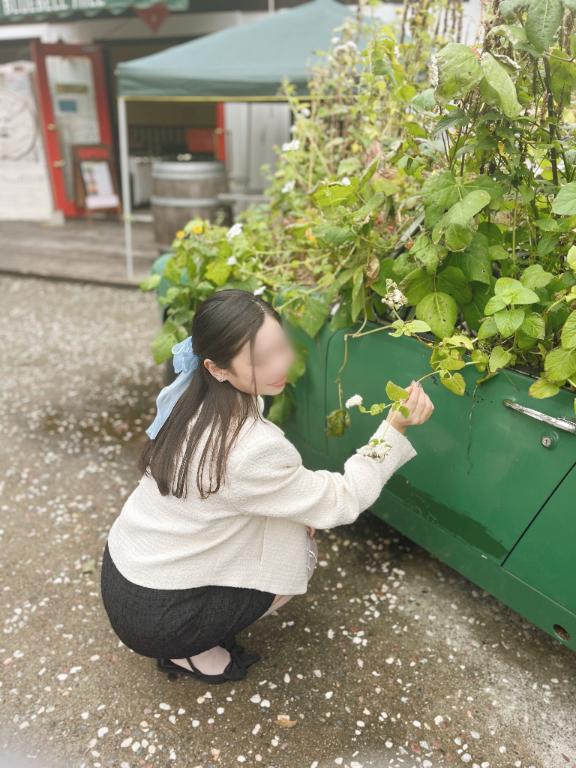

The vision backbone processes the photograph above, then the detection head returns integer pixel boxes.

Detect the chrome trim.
[503,399,576,435]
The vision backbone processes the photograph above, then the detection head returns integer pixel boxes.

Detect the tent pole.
[117,95,133,281]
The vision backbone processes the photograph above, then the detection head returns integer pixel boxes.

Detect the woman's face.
[206,314,296,396]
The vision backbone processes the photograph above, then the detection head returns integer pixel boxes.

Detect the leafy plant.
[141,0,576,434]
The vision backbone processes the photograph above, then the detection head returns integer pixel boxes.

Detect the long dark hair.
[138,289,283,500]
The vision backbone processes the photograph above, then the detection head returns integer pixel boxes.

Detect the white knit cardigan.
[106,394,418,596]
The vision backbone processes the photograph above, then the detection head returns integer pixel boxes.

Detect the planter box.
[282,319,576,651]
[149,253,576,651]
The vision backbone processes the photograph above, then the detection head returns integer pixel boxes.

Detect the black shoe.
[156,653,247,683]
[220,634,261,668]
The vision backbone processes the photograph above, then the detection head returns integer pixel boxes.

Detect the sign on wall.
[0,0,187,23]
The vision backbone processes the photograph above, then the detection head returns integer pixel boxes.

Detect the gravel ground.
[1,275,575,768]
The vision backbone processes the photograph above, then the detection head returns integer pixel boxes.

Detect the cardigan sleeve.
[225,417,418,530]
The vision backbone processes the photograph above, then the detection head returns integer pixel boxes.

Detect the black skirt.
[99,540,276,659]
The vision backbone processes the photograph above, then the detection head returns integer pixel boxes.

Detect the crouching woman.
[100,288,433,684]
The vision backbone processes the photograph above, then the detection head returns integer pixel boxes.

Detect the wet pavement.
[1,274,575,768]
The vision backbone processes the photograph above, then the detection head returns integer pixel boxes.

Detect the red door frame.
[215,102,226,162]
[31,41,114,217]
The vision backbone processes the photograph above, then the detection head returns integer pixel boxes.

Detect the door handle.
[503,398,576,435]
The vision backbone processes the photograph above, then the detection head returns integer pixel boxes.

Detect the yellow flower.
[192,223,204,234]
[305,228,316,243]
[176,230,185,239]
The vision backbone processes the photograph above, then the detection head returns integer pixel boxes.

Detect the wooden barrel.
[151,161,232,246]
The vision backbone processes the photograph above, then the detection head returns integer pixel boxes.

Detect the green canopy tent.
[115,0,359,278]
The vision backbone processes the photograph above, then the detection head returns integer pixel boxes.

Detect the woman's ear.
[203,359,227,383]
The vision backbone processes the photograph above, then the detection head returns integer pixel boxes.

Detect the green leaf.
[267,391,295,426]
[421,171,460,228]
[550,50,576,106]
[489,345,513,372]
[520,264,554,289]
[415,291,459,339]
[445,223,474,251]
[445,233,492,284]
[483,294,508,315]
[312,179,357,208]
[205,259,231,286]
[408,234,441,274]
[411,87,437,111]
[386,380,410,401]
[561,311,576,350]
[432,190,491,245]
[544,346,576,382]
[489,24,529,46]
[499,0,529,18]
[435,43,483,101]
[298,295,330,338]
[552,182,576,216]
[477,316,499,339]
[525,0,563,52]
[400,268,435,305]
[520,312,546,339]
[494,308,526,336]
[337,157,362,176]
[528,378,560,398]
[437,266,473,305]
[139,273,162,292]
[479,52,522,118]
[403,319,432,334]
[440,372,466,395]
[314,224,355,247]
[326,408,351,437]
[567,246,576,271]
[494,277,540,305]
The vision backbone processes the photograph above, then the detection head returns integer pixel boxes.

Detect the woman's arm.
[223,418,418,530]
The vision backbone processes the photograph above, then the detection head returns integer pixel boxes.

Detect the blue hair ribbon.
[145,335,200,439]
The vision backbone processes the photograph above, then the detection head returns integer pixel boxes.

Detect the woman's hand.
[386,380,434,433]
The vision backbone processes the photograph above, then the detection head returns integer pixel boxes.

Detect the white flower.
[334,40,358,56]
[331,35,340,44]
[380,279,408,310]
[340,176,351,186]
[226,255,237,265]
[299,107,311,118]
[226,222,243,241]
[253,286,266,296]
[345,394,363,409]
[330,301,341,316]
[428,53,439,89]
[281,180,295,194]
[281,139,300,152]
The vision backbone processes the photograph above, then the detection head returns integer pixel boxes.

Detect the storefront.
[0,1,300,221]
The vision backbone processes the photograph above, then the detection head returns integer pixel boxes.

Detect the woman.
[100,289,434,684]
